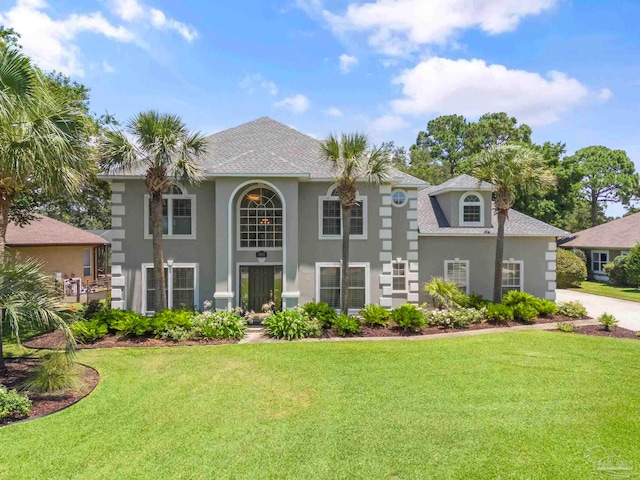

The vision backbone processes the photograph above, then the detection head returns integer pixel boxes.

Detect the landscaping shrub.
[303,318,324,338]
[461,293,490,309]
[263,309,315,340]
[556,322,576,333]
[333,314,361,336]
[92,309,138,331]
[151,309,194,336]
[571,248,587,264]
[501,291,536,307]
[391,304,425,331]
[484,304,514,324]
[82,299,106,320]
[21,353,79,393]
[0,385,31,421]
[603,255,629,286]
[158,327,192,341]
[360,304,390,327]
[302,302,338,328]
[501,291,540,323]
[557,301,587,319]
[423,277,465,310]
[624,244,640,288]
[598,313,618,331]
[71,319,108,344]
[533,299,559,318]
[110,312,151,337]
[512,304,538,324]
[556,248,587,288]
[191,309,248,340]
[425,307,484,329]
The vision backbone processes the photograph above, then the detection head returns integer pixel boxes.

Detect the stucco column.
[281,179,299,309]
[213,179,233,309]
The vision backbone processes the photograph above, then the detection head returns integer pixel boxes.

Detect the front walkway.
[557,289,640,331]
[239,319,599,344]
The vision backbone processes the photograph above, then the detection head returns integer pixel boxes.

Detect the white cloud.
[339,53,358,74]
[239,73,279,96]
[109,0,197,42]
[598,88,613,102]
[325,107,343,117]
[324,0,556,56]
[111,0,144,21]
[149,8,198,42]
[274,94,311,114]
[102,60,116,73]
[370,114,407,132]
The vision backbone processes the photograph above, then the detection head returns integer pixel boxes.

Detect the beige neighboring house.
[6,214,110,283]
[558,212,640,281]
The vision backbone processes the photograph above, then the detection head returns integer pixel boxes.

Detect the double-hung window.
[143,263,198,313]
[316,263,369,310]
[501,260,523,296]
[444,260,469,293]
[144,184,196,239]
[319,187,367,239]
[459,192,484,227]
[391,261,408,293]
[591,251,609,273]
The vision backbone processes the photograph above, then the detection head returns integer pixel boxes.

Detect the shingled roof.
[427,174,494,195]
[558,213,640,249]
[104,117,428,186]
[6,215,109,247]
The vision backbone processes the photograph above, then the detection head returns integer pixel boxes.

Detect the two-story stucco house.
[103,117,566,314]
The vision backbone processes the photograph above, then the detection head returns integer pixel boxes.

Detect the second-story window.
[319,186,367,239]
[460,192,484,227]
[145,184,196,239]
[239,187,283,249]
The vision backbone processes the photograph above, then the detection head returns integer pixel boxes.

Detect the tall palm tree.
[99,111,207,311]
[0,254,75,370]
[320,133,389,314]
[473,144,555,303]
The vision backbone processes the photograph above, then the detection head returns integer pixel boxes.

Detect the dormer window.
[460,192,484,227]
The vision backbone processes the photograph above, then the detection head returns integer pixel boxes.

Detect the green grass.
[570,280,640,303]
[2,332,640,479]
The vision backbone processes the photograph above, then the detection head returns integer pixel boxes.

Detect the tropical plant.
[391,304,425,332]
[190,309,248,340]
[302,302,338,328]
[0,384,31,421]
[460,292,490,309]
[501,291,536,308]
[359,304,390,327]
[598,313,618,331]
[332,314,361,336]
[99,111,208,311]
[21,352,79,393]
[0,254,75,369]
[71,319,108,344]
[556,322,576,333]
[424,307,484,329]
[556,248,588,288]
[533,299,558,318]
[423,277,465,310]
[557,301,587,319]
[319,133,389,314]
[512,304,538,324]
[150,309,194,336]
[484,304,514,324]
[263,309,316,340]
[110,312,151,337]
[473,144,555,302]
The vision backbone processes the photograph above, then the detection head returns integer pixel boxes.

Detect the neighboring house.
[102,117,566,314]
[558,213,640,281]
[6,214,110,282]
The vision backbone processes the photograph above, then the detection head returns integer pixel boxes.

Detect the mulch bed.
[0,358,99,426]
[23,330,238,350]
[564,325,640,340]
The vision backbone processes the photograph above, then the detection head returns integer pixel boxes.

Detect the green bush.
[624,244,640,288]
[423,277,465,309]
[151,309,194,336]
[461,293,490,309]
[359,304,390,327]
[191,310,248,340]
[21,353,79,393]
[71,319,108,344]
[158,326,192,342]
[263,309,314,340]
[391,304,425,332]
[333,314,361,336]
[485,304,514,324]
[556,322,576,333]
[598,313,618,331]
[82,299,106,320]
[512,304,538,324]
[501,291,536,307]
[302,302,338,328]
[92,309,137,331]
[604,255,629,286]
[557,301,587,319]
[425,307,484,329]
[0,385,31,421]
[303,318,324,338]
[110,312,151,337]
[533,299,559,318]
[556,248,587,288]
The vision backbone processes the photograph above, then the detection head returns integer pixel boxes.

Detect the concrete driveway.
[556,289,640,331]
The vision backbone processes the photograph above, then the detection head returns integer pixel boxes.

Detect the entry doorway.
[239,264,283,312]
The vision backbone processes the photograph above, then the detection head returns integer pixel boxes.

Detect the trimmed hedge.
[557,248,587,288]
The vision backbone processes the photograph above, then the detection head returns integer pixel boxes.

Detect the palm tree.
[320,133,389,314]
[0,254,75,370]
[473,144,555,303]
[99,111,208,311]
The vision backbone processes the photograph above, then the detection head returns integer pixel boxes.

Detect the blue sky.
[2,0,639,215]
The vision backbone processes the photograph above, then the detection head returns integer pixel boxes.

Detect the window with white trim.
[83,249,92,278]
[144,184,195,239]
[319,187,366,239]
[591,251,609,273]
[391,189,407,207]
[239,187,283,249]
[143,264,197,313]
[391,261,407,292]
[444,260,469,293]
[501,260,523,296]
[317,263,368,310]
[459,192,484,226]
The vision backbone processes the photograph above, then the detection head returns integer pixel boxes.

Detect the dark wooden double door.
[247,266,275,312]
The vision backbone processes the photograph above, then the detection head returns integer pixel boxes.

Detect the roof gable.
[428,174,494,196]
[6,215,109,247]
[559,212,640,249]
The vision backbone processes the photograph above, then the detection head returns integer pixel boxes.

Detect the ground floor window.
[391,261,408,293]
[316,263,368,310]
[143,263,197,313]
[444,260,469,293]
[591,250,609,272]
[83,249,92,278]
[501,261,523,296]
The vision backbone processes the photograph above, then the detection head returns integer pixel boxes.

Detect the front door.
[248,266,275,312]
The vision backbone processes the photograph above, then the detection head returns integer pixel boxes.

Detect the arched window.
[319,185,366,239]
[239,187,283,249]
[459,192,484,226]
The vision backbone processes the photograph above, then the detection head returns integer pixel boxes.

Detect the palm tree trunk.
[341,205,351,315]
[493,210,507,303]
[0,194,11,371]
[150,192,167,312]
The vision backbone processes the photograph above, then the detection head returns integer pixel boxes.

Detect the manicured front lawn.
[2,332,639,479]
[570,280,640,303]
